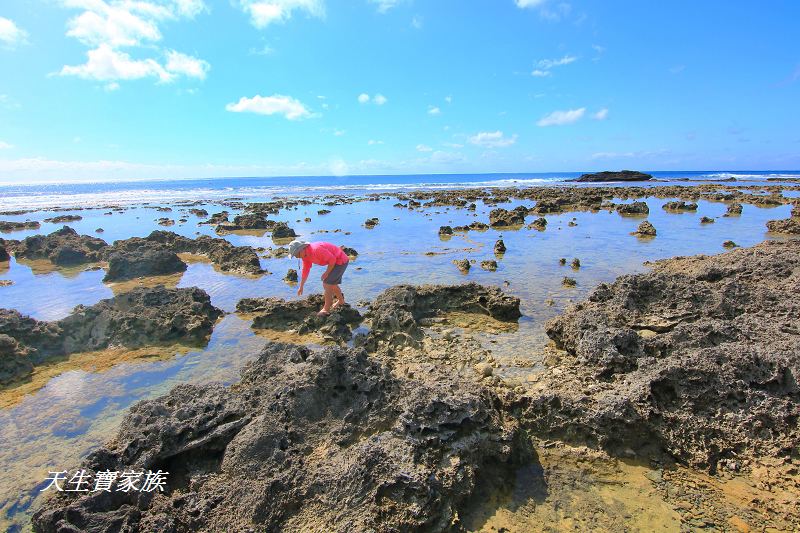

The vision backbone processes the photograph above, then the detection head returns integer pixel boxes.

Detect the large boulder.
[364,283,521,351]
[662,201,698,212]
[32,343,528,532]
[615,201,650,216]
[575,170,653,182]
[58,287,223,353]
[0,287,222,382]
[237,295,361,344]
[525,240,800,469]
[231,213,270,229]
[103,249,188,282]
[110,232,264,276]
[0,220,40,232]
[15,226,108,266]
[489,206,527,227]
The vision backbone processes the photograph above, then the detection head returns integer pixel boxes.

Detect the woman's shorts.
[324,261,348,285]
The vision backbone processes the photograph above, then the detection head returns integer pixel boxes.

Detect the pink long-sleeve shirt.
[301,242,349,281]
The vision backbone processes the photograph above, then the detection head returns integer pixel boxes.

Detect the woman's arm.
[298,258,312,295]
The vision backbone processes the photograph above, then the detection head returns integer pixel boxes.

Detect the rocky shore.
[0,286,222,385]
[524,239,799,470]
[28,238,800,532]
[2,182,799,531]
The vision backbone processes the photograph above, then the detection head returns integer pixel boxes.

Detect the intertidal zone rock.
[0,286,222,384]
[523,240,800,470]
[32,342,529,532]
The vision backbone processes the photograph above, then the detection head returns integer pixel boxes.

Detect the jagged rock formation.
[236,295,362,344]
[14,226,107,266]
[32,343,528,532]
[0,287,222,384]
[522,240,800,469]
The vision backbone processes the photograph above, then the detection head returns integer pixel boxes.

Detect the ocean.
[1,170,799,211]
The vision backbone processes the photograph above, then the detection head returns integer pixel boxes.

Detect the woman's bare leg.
[320,283,334,314]
[331,285,345,308]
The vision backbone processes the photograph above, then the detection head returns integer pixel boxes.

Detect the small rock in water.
[340,246,358,259]
[571,258,581,269]
[494,238,506,255]
[452,259,471,273]
[723,240,739,248]
[0,280,13,287]
[632,220,657,237]
[724,203,743,216]
[95,228,104,233]
[284,269,298,283]
[700,216,715,224]
[559,258,567,266]
[562,276,577,287]
[439,225,453,235]
[529,217,547,231]
[480,260,498,271]
[364,217,380,228]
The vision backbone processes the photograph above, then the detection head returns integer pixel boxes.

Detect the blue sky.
[0,0,799,183]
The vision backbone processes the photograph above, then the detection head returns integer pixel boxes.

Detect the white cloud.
[444,95,452,104]
[592,108,608,120]
[515,0,547,7]
[359,93,387,105]
[537,55,576,69]
[239,0,325,29]
[59,0,211,87]
[411,16,422,29]
[416,144,432,152]
[165,50,210,79]
[532,55,576,77]
[60,44,173,82]
[64,0,165,48]
[225,94,314,120]
[333,129,345,136]
[0,140,13,149]
[370,0,402,13]
[173,0,207,17]
[428,106,441,115]
[468,131,518,148]
[0,17,28,48]
[443,142,463,148]
[537,107,585,126]
[368,139,384,145]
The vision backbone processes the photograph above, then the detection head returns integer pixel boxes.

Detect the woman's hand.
[297,286,304,296]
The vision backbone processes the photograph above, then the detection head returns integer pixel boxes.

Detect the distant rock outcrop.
[575,170,653,182]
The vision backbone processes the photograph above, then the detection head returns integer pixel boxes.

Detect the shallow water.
[0,188,795,531]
